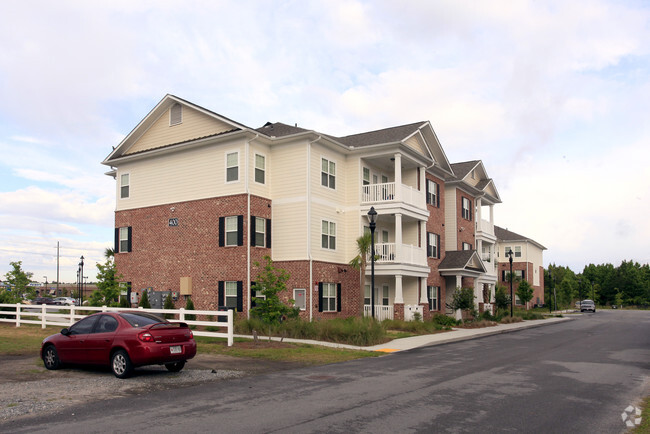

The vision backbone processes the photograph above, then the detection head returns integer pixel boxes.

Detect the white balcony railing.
[363,304,394,321]
[368,243,427,266]
[476,218,494,236]
[361,183,425,208]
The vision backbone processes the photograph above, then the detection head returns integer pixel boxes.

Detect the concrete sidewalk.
[235,316,573,353]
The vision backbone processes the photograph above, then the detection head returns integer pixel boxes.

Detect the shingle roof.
[449,161,480,180]
[439,250,481,271]
[334,122,426,147]
[494,225,547,250]
[255,122,311,138]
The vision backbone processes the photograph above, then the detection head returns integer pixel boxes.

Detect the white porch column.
[394,153,402,201]
[489,204,494,225]
[394,274,404,304]
[455,274,462,289]
[395,213,403,262]
[419,277,428,304]
[476,197,482,231]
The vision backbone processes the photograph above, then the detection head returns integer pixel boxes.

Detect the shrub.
[184,297,196,321]
[500,316,523,324]
[432,313,459,327]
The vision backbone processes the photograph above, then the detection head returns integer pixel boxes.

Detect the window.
[225,281,238,309]
[462,197,472,220]
[515,246,522,257]
[69,316,98,335]
[319,282,338,312]
[427,232,440,258]
[382,285,389,306]
[95,315,118,333]
[428,286,440,311]
[505,246,512,257]
[120,174,129,199]
[294,289,306,311]
[170,103,182,125]
[321,158,335,189]
[251,216,271,247]
[426,179,439,207]
[364,284,371,305]
[226,152,239,182]
[219,216,243,247]
[255,154,265,184]
[462,242,472,250]
[362,167,370,186]
[321,220,336,250]
[225,216,238,246]
[115,227,132,253]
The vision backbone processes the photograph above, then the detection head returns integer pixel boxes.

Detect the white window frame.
[120,173,130,199]
[382,285,389,306]
[225,216,239,246]
[362,167,370,186]
[364,284,371,305]
[428,232,438,258]
[119,227,129,253]
[515,246,522,258]
[321,157,336,189]
[427,179,438,206]
[255,217,266,247]
[255,153,265,184]
[293,288,306,311]
[225,281,238,309]
[462,197,471,220]
[428,286,440,311]
[322,282,337,312]
[226,151,239,183]
[321,220,336,250]
[462,242,472,251]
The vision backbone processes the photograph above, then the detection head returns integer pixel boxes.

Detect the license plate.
[170,345,182,354]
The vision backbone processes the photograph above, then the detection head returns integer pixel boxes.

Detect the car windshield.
[119,312,168,327]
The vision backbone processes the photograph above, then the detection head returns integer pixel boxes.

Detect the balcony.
[368,243,427,267]
[476,218,495,238]
[361,182,425,209]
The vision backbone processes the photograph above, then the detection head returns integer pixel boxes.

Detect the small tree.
[185,297,196,321]
[163,294,175,319]
[4,261,34,299]
[349,233,373,316]
[250,256,299,330]
[139,290,151,309]
[494,285,510,315]
[89,249,122,307]
[447,287,476,320]
[516,280,534,310]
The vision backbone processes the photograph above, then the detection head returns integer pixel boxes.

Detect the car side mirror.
[61,328,70,336]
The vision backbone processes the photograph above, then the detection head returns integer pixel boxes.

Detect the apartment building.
[102,94,513,320]
[495,226,547,306]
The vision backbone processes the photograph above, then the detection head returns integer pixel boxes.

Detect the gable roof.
[495,225,547,250]
[255,122,311,138]
[439,250,487,274]
[334,122,427,147]
[446,160,501,204]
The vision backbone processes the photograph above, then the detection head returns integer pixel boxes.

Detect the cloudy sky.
[1,0,649,283]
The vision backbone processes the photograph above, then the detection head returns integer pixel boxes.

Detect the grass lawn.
[0,323,379,365]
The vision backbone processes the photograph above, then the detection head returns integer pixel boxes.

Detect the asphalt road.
[3,310,649,433]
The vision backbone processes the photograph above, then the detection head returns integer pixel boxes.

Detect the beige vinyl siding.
[444,187,457,249]
[268,141,309,260]
[528,244,544,286]
[484,182,498,198]
[404,134,427,156]
[125,106,236,155]
[116,140,245,211]
[311,201,347,263]
[248,142,271,198]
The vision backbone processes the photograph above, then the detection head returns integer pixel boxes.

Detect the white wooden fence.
[0,303,234,346]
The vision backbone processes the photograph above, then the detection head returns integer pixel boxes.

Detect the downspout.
[308,135,322,322]
[245,134,259,320]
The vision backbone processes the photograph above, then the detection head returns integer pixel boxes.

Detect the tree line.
[545,260,650,308]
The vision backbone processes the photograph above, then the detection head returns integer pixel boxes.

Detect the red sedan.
[41,311,196,378]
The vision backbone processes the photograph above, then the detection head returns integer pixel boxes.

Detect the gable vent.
[170,103,182,126]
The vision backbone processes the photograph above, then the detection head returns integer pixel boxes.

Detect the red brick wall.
[456,190,476,250]
[425,173,446,319]
[497,261,544,306]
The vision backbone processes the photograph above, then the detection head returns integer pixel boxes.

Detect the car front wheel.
[165,361,186,372]
[43,345,60,370]
[111,350,133,379]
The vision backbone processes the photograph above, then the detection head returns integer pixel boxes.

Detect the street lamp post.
[547,270,552,314]
[78,256,84,306]
[43,276,48,296]
[508,249,514,317]
[367,207,378,319]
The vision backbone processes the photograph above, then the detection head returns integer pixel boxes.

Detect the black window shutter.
[218,217,225,247]
[237,215,244,246]
[114,228,119,252]
[318,283,323,312]
[127,227,132,252]
[502,270,506,282]
[337,283,342,312]
[437,234,441,259]
[266,218,272,248]
[522,270,526,280]
[250,281,256,308]
[426,233,432,258]
[426,180,430,204]
[470,200,473,221]
[237,281,243,312]
[218,281,224,306]
[250,216,257,246]
[436,182,440,207]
